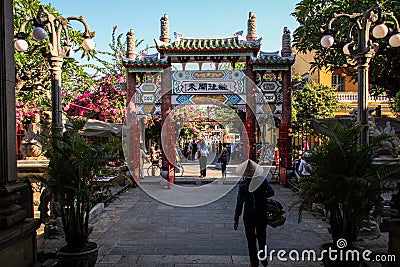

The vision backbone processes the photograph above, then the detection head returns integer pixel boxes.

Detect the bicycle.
[146,160,184,177]
[147,162,161,176]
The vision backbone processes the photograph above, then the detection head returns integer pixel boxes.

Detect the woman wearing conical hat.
[234,159,274,267]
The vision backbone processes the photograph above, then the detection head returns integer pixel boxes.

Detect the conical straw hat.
[235,159,264,178]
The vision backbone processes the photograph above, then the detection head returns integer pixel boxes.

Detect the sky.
[41,0,300,57]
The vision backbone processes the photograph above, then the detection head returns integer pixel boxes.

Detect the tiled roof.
[122,53,169,68]
[155,31,261,52]
[250,51,295,66]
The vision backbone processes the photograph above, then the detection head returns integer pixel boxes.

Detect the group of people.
[142,140,212,178]
[196,140,232,179]
[183,140,198,161]
[141,139,238,179]
[140,139,282,266]
[291,150,312,179]
[179,139,230,178]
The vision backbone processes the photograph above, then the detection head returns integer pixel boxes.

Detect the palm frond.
[297,121,400,244]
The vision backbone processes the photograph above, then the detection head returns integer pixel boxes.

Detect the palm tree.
[298,122,399,246]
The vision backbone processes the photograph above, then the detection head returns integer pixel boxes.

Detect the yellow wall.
[331,69,357,92]
[292,50,316,78]
[319,67,331,86]
[292,50,357,91]
[292,50,394,117]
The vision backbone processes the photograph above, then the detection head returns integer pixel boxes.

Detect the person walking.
[191,140,197,161]
[198,141,209,177]
[218,144,229,179]
[234,159,274,267]
[150,142,160,164]
[140,147,150,179]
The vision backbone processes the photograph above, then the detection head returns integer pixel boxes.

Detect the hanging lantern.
[320,35,334,48]
[82,38,95,51]
[372,24,389,39]
[32,27,47,41]
[389,33,400,48]
[14,39,28,52]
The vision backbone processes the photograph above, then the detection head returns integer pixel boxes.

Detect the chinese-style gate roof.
[122,53,169,72]
[122,16,295,73]
[155,31,261,56]
[249,51,295,71]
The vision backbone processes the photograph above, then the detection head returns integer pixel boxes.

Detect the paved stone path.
[91,182,333,266]
[37,162,390,266]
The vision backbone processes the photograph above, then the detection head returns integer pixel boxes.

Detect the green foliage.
[144,115,161,144]
[41,117,118,252]
[292,0,400,99]
[213,104,245,134]
[292,82,342,124]
[297,122,400,244]
[390,89,400,116]
[67,26,151,123]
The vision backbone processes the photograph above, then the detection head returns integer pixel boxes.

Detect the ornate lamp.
[14,6,95,129]
[321,4,400,146]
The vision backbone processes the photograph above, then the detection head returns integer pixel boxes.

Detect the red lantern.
[341,72,347,78]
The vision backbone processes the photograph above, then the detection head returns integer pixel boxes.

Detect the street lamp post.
[321,4,400,146]
[14,6,95,130]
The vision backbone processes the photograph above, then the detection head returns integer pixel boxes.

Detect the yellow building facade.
[292,50,393,117]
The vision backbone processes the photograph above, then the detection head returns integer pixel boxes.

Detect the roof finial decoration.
[160,14,170,43]
[126,29,136,59]
[281,27,292,57]
[246,12,257,41]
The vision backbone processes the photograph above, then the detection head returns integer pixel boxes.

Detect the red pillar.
[278,70,292,186]
[278,27,293,186]
[245,57,257,162]
[126,72,141,184]
[161,68,175,183]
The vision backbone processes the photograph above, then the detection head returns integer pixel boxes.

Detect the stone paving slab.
[90,183,335,266]
[36,160,392,267]
[34,177,388,267]
[96,254,326,267]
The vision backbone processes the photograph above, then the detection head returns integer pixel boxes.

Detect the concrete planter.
[58,242,99,267]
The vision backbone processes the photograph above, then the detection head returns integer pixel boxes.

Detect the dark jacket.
[234,178,274,221]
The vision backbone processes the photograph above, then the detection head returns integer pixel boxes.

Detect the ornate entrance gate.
[122,12,294,185]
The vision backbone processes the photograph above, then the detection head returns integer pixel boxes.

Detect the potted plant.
[297,122,399,267]
[40,117,116,266]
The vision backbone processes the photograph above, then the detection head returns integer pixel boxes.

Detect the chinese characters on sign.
[172,70,246,95]
[181,81,234,93]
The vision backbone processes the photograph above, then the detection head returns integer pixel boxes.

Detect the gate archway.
[122,12,294,187]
